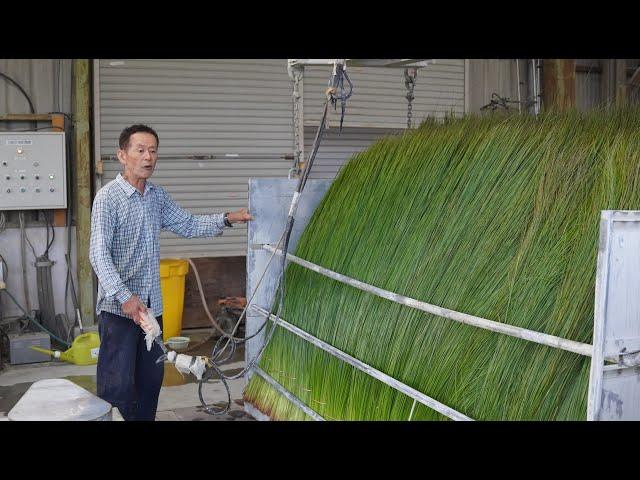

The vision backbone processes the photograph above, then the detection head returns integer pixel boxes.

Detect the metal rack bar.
[252,305,473,421]
[261,244,595,358]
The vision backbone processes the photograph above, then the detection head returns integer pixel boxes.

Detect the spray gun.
[141,309,209,381]
[156,349,209,380]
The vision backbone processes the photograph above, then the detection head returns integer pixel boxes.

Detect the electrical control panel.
[0,132,67,210]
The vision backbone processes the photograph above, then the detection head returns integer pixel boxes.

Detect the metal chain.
[291,67,303,175]
[404,68,417,129]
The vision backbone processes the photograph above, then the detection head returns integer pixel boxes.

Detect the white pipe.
[261,244,594,358]
[252,305,473,421]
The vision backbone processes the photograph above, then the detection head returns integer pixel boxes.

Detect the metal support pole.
[529,59,542,116]
[72,59,95,326]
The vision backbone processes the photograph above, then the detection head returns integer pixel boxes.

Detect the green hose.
[1,287,71,347]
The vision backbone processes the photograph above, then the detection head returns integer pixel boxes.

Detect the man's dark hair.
[119,124,159,150]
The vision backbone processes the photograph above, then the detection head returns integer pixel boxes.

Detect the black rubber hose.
[0,72,35,114]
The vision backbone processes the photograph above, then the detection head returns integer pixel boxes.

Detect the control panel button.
[1,133,65,209]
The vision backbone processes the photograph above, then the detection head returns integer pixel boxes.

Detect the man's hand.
[227,208,254,224]
[122,295,147,326]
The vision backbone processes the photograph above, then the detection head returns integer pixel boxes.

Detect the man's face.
[117,132,158,181]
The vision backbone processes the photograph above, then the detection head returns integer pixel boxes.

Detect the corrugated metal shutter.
[306,127,402,179]
[303,59,466,128]
[98,59,294,258]
[98,59,466,257]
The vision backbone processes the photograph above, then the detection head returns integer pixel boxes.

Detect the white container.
[8,379,112,421]
[166,336,190,351]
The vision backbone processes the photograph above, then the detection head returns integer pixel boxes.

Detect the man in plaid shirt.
[89,124,252,421]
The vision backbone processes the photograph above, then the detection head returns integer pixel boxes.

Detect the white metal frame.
[288,59,434,69]
[250,214,640,420]
[587,210,640,420]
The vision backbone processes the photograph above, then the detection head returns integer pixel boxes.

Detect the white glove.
[140,308,162,352]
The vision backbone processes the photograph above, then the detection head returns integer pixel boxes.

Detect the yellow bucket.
[159,259,189,341]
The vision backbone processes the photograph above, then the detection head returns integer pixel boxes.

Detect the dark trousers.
[96,310,164,421]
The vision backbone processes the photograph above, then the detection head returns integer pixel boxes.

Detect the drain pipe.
[528,59,541,116]
[72,59,95,327]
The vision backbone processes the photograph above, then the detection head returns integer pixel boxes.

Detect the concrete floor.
[0,329,255,421]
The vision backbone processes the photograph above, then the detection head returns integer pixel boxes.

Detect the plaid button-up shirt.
[89,173,226,319]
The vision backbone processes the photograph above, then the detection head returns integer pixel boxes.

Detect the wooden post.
[72,59,96,326]
[542,59,576,111]
[615,59,628,107]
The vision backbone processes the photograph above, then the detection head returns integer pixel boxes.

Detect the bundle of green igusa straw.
[244,108,640,420]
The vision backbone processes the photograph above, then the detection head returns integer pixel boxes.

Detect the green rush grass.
[243,107,640,420]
